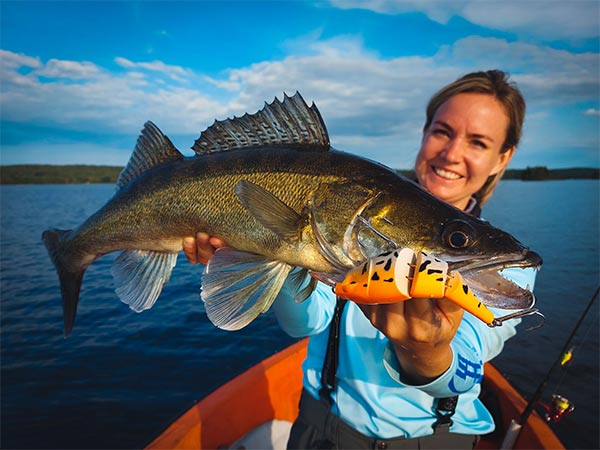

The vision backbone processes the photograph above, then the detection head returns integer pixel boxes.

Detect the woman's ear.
[491,146,515,176]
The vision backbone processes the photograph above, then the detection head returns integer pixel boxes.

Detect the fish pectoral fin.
[111,250,178,312]
[201,247,293,330]
[236,180,303,242]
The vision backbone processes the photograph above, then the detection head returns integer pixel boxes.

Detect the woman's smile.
[431,166,463,181]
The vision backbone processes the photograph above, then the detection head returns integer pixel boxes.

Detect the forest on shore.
[1,164,598,185]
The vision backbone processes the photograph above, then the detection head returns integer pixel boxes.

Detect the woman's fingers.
[182,232,226,265]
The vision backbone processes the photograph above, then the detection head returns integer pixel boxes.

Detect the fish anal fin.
[191,92,330,155]
[201,247,293,330]
[111,249,178,312]
[117,122,184,188]
[236,180,303,242]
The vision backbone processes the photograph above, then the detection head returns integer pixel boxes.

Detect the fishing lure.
[334,248,499,326]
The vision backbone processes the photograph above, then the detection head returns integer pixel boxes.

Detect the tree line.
[0,164,598,185]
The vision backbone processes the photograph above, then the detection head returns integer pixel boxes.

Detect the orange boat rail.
[146,339,307,449]
[146,338,564,450]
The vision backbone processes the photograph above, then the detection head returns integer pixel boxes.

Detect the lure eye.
[442,220,476,249]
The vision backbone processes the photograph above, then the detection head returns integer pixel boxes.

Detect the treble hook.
[488,307,545,331]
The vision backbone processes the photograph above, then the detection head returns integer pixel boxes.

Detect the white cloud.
[114,57,190,80]
[0,49,41,69]
[36,59,101,79]
[1,35,598,168]
[330,0,600,40]
[585,108,600,116]
[439,37,600,105]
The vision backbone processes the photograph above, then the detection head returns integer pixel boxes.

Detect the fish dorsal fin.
[117,121,184,188]
[191,92,330,155]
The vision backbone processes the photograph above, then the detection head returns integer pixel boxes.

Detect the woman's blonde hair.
[423,70,526,206]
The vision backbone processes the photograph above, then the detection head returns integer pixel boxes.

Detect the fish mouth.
[446,250,542,310]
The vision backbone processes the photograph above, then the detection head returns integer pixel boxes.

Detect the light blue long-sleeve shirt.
[271,267,536,439]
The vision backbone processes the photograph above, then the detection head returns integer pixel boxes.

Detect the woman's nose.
[440,138,464,162]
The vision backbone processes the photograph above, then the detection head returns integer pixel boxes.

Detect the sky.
[1,0,599,169]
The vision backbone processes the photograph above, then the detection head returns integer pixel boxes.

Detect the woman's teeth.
[433,167,462,180]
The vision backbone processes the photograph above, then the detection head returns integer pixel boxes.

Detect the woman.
[183,70,535,449]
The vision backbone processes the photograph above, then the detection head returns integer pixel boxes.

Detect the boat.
[146,338,564,450]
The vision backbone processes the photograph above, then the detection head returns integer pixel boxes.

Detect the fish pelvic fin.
[192,92,330,155]
[287,268,319,303]
[111,250,178,313]
[236,180,303,242]
[42,229,84,337]
[201,247,293,330]
[117,121,184,188]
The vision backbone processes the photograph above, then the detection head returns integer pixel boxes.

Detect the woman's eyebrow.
[468,132,495,143]
[434,120,495,143]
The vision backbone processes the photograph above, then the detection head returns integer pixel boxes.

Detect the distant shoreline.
[1,164,598,184]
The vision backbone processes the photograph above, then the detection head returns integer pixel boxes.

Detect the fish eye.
[442,220,476,249]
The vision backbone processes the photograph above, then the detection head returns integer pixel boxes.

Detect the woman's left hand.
[358,298,464,384]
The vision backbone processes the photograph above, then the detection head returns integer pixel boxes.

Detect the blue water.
[1,181,598,449]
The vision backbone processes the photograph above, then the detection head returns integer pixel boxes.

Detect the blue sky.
[1,0,599,169]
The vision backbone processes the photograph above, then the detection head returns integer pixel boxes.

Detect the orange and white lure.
[334,249,498,325]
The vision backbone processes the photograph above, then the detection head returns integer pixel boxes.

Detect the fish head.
[352,181,542,310]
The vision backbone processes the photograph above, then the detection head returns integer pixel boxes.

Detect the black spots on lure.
[418,260,431,272]
[384,278,394,283]
[371,272,380,281]
[361,263,368,275]
[419,260,444,276]
[384,258,392,271]
[462,284,469,295]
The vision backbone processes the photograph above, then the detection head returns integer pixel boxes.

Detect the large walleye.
[43,93,541,335]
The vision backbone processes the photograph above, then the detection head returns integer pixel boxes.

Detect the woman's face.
[415,93,515,210]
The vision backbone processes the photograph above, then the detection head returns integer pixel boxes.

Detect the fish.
[42,92,542,335]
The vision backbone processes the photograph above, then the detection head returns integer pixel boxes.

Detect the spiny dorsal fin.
[191,92,329,155]
[117,121,184,188]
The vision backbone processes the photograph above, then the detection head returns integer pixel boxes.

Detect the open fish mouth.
[446,250,543,310]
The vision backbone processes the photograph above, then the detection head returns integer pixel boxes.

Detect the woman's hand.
[182,232,227,265]
[358,298,464,385]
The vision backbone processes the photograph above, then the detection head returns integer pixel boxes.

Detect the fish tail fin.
[42,229,85,337]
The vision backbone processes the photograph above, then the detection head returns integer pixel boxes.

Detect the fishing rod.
[500,285,599,450]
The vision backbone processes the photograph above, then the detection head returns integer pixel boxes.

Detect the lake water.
[1,180,598,449]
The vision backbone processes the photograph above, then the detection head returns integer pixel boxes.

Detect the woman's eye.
[472,140,487,149]
[432,128,450,138]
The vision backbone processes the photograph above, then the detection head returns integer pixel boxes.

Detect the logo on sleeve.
[448,354,483,393]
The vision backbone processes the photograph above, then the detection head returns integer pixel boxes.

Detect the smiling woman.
[415,71,525,210]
